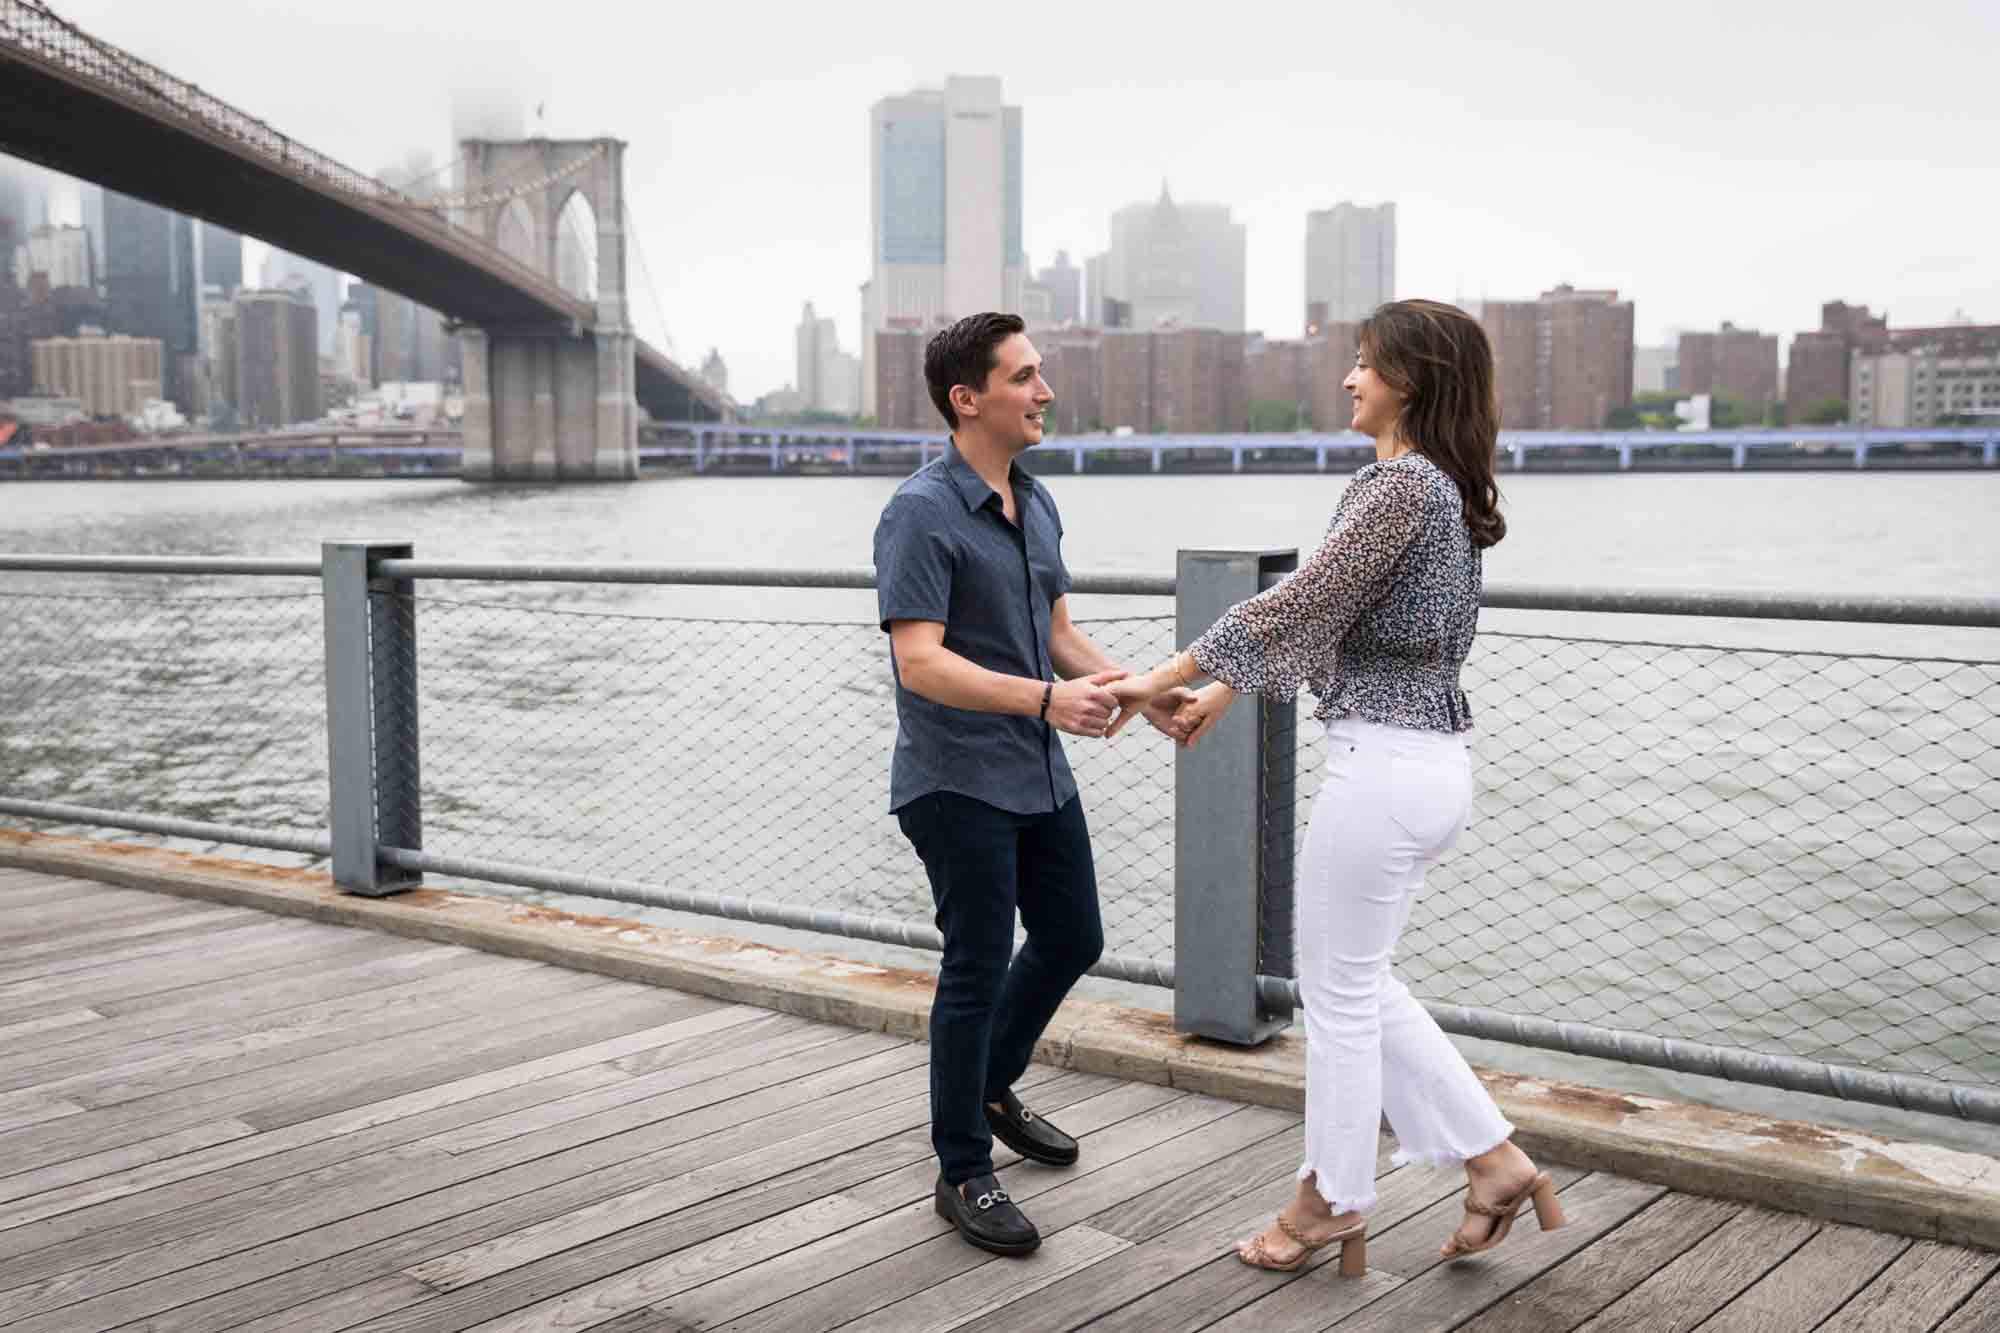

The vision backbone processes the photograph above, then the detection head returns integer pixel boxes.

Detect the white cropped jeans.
[1296,716,1514,1213]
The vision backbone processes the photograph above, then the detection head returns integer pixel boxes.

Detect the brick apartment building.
[1679,322,1780,416]
[1481,286,1634,429]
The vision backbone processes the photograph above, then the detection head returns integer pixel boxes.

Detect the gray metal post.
[322,541,423,896]
[1174,547,1298,1045]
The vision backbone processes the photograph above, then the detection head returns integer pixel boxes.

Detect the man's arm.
[1049,597,1193,741]
[889,619,1120,738]
[1047,595,1119,680]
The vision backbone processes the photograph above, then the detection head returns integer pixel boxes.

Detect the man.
[873,311,1189,1256]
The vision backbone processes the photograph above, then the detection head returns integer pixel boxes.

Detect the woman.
[1110,299,1562,1277]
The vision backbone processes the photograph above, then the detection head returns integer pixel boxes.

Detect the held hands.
[1172,681,1237,748]
[1105,663,1196,742]
[1045,669,1127,738]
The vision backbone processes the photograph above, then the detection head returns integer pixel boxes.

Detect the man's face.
[964,333,1054,448]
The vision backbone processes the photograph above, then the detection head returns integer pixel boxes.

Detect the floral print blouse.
[1188,452,1480,732]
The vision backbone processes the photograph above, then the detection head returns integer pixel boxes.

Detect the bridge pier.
[460,329,638,481]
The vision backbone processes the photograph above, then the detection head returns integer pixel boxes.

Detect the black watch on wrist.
[1039,680,1053,720]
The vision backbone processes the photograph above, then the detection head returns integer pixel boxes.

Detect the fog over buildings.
[14,0,1999,401]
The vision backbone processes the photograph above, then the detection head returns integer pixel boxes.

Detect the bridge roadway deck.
[1,868,1995,1332]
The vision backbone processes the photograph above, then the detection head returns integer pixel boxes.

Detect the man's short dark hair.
[925,312,1026,429]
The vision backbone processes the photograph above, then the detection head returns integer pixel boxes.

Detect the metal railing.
[1,548,1996,1125]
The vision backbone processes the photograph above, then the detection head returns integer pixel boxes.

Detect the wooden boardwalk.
[0,868,1994,1332]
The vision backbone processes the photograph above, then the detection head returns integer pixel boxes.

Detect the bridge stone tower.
[455,138,639,480]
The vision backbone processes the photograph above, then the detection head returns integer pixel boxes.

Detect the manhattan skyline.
[29,0,2000,402]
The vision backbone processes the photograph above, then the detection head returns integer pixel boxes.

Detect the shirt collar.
[942,439,1035,514]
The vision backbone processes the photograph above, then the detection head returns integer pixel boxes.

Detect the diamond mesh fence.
[399,593,1182,965]
[1275,631,2000,1088]
[2,578,1994,1096]
[0,589,328,840]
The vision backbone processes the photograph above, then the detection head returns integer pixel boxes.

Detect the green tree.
[1801,397,1848,425]
[1604,405,1641,429]
[1247,399,1305,433]
[1709,391,1753,428]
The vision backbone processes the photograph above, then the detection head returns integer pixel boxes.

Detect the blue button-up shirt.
[873,442,1077,815]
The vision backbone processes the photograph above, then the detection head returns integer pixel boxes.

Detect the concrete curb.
[5,830,1996,1251]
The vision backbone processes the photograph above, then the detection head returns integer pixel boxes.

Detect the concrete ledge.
[5,829,1996,1252]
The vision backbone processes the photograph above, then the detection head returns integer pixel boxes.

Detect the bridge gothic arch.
[455,137,637,480]
[552,189,599,306]
[494,197,537,271]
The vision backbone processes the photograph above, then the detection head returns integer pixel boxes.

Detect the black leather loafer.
[934,1172,1040,1256]
[985,1087,1079,1167]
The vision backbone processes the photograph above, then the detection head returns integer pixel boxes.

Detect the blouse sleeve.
[1187,463,1429,698]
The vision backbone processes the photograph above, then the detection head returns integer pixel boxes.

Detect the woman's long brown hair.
[1358,299,1507,548]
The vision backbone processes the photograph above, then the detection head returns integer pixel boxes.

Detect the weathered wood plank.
[650,1083,1238,1331]
[0,1091,84,1136]
[1308,1173,1666,1332]
[1457,1191,1740,1333]
[0,988,718,1328]
[0,903,257,977]
[1574,1206,1822,1333]
[0,1005,774,1232]
[0,1037,966,1332]
[950,1164,1388,1333]
[855,1223,1132,1333]
[1083,1123,1310,1243]
[0,922,421,1022]
[400,1073,949,1293]
[1044,1164,1515,1333]
[0,1118,258,1211]
[0,1008,103,1053]
[1933,1269,2000,1332]
[0,892,202,944]
[0,979,684,1254]
[0,945,523,1089]
[0,951,552,1101]
[1810,1240,2000,1333]
[215,1072,1105,1333]
[1694,1222,1908,1333]
[945,1137,1402,1333]
[0,1024,908,1284]
[451,1195,883,1333]
[85,930,462,1019]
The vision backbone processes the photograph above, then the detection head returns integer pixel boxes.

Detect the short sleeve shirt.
[872,442,1076,814]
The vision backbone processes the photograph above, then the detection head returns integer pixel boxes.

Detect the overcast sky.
[40,0,2000,400]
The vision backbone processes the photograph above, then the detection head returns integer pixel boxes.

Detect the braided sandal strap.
[1275,1215,1334,1252]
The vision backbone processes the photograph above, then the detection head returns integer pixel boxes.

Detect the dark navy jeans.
[896,790,1105,1185]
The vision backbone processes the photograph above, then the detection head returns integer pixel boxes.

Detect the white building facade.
[861,76,1023,415]
[1304,201,1395,328]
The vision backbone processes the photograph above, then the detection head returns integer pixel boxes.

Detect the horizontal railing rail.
[5,554,1996,627]
[2,546,1994,1125]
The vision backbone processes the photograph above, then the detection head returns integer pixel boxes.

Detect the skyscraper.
[260,247,343,356]
[198,221,242,298]
[1033,251,1082,326]
[1304,202,1395,328]
[861,76,1023,415]
[233,287,320,427]
[0,157,49,239]
[796,301,859,416]
[1090,185,1246,333]
[102,190,197,408]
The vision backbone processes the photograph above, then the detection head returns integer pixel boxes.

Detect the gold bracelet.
[1172,651,1195,686]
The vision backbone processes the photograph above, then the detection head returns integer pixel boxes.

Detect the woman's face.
[1343,350,1406,440]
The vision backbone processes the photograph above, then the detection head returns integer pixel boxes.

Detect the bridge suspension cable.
[416,142,606,213]
[620,200,679,361]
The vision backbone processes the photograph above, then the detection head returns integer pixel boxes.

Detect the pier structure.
[1,547,1997,1327]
